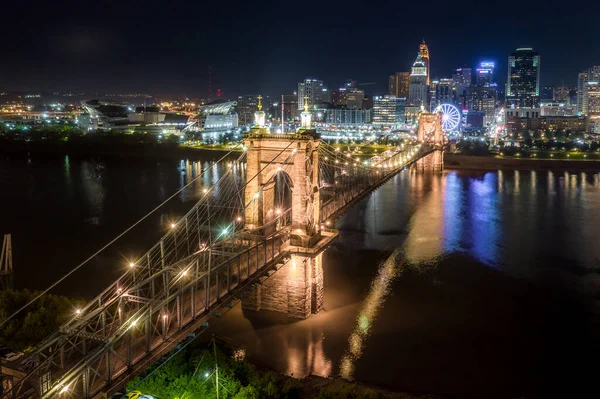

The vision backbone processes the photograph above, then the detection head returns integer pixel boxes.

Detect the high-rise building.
[465,86,496,125]
[409,53,428,108]
[553,86,570,103]
[236,95,259,126]
[282,94,298,121]
[541,86,554,101]
[429,78,454,110]
[452,67,472,107]
[586,81,600,133]
[577,66,600,115]
[476,62,495,85]
[419,40,430,86]
[346,88,365,109]
[297,78,325,110]
[388,72,410,98]
[453,67,472,86]
[372,95,406,125]
[506,47,541,108]
[331,88,348,107]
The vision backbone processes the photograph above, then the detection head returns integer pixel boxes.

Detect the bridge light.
[236,216,242,222]
[75,308,82,315]
[129,262,135,268]
[59,384,70,394]
[171,223,176,229]
[275,208,281,215]
[204,371,210,378]
[182,270,188,276]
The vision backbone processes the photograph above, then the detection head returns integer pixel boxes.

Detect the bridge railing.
[319,144,424,222]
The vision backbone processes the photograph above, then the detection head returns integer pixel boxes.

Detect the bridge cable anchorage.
[5,142,301,399]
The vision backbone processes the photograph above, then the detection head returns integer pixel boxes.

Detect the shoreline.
[445,154,600,171]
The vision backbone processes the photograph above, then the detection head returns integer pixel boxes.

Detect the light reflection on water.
[3,156,600,397]
[339,248,402,380]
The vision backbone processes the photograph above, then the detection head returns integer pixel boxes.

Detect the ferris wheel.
[434,104,461,132]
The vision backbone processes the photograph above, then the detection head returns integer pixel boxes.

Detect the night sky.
[2,0,598,99]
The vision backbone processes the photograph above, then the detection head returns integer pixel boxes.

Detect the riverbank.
[129,337,444,399]
[445,153,600,171]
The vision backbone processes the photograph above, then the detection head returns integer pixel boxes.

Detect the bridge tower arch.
[416,111,443,145]
[241,97,332,319]
[415,111,445,171]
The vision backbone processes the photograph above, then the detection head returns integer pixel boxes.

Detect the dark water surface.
[1,156,599,398]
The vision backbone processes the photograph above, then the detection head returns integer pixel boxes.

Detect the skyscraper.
[465,86,496,125]
[372,95,405,126]
[553,85,570,103]
[506,48,541,108]
[577,66,600,114]
[388,72,410,98]
[452,67,472,107]
[419,40,430,86]
[408,53,428,108]
[429,78,454,110]
[476,62,494,85]
[297,78,325,110]
[577,66,600,132]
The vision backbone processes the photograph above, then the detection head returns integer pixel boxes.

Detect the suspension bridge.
[0,104,445,399]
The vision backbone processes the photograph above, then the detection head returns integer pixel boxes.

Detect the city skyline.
[1,0,598,98]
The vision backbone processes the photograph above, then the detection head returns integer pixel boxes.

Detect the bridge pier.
[241,253,324,318]
[412,149,444,172]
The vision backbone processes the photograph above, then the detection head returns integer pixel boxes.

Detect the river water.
[1,155,599,398]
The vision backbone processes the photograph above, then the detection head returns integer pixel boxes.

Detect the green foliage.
[127,342,304,399]
[0,289,84,352]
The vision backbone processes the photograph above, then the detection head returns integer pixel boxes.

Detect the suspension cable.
[0,144,244,330]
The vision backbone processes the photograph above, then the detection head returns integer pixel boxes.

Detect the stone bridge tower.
[241,97,335,318]
[415,111,444,171]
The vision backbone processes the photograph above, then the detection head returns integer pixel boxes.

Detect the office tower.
[476,62,494,85]
[541,86,554,101]
[453,67,472,86]
[465,86,497,125]
[430,78,454,110]
[373,95,406,125]
[409,53,428,108]
[346,88,365,109]
[297,78,324,110]
[553,86,570,103]
[282,94,298,120]
[452,67,472,107]
[331,88,348,107]
[577,66,600,115]
[388,72,410,98]
[506,47,541,108]
[419,40,430,86]
[236,95,259,126]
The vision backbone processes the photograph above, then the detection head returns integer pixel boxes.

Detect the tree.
[0,290,84,351]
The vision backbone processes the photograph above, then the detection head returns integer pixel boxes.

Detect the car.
[2,352,24,362]
[121,391,156,399]
[122,391,142,399]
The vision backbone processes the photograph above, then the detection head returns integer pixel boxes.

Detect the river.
[1,155,599,398]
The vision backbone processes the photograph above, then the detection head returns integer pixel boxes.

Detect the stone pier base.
[241,253,324,319]
[413,149,444,172]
